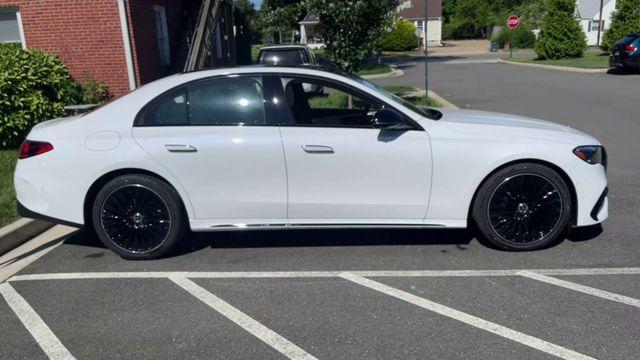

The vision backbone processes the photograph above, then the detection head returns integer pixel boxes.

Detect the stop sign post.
[506,15,521,57]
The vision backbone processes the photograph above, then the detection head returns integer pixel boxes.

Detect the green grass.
[0,150,18,228]
[355,63,392,76]
[383,86,418,95]
[405,96,441,108]
[308,91,350,108]
[504,52,610,69]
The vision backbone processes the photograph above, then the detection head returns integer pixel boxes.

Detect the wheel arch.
[83,168,191,229]
[467,158,578,227]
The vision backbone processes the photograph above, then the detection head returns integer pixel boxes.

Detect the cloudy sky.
[251,0,263,8]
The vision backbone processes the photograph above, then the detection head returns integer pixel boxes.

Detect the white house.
[299,0,443,50]
[576,0,616,46]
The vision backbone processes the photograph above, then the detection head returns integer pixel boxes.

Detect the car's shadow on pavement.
[63,225,603,259]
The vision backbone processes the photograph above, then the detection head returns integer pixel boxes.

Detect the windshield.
[349,75,443,120]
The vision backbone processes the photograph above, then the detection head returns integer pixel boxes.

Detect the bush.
[601,0,640,53]
[0,44,81,149]
[80,78,111,104]
[491,26,537,49]
[534,0,586,59]
[379,19,419,52]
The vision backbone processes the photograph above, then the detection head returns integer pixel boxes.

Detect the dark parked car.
[610,34,640,71]
[257,45,317,66]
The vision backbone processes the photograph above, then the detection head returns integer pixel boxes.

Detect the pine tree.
[534,0,586,59]
[601,0,640,52]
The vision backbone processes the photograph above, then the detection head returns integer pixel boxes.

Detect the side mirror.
[372,108,412,130]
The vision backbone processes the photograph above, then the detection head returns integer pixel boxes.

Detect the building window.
[590,20,604,32]
[153,6,171,66]
[0,9,25,47]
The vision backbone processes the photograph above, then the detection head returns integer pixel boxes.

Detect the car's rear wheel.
[92,174,186,260]
[472,163,571,251]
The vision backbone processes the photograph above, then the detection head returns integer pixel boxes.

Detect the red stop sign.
[507,15,521,29]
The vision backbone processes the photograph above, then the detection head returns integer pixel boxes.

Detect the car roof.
[259,45,308,51]
[182,64,345,77]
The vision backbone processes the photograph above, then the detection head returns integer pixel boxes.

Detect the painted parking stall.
[3,267,640,359]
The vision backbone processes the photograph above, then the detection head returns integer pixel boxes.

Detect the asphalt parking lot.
[2,56,640,360]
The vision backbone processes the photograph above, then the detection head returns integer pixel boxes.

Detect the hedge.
[379,19,419,52]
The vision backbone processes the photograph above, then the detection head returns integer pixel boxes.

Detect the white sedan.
[14,67,608,259]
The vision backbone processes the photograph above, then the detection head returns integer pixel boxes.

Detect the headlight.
[573,146,607,168]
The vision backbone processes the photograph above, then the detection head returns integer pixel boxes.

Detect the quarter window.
[141,76,266,126]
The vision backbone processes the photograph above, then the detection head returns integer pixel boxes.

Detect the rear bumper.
[610,55,639,68]
[18,201,83,228]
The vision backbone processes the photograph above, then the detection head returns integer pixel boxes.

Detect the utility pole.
[596,0,605,47]
[425,0,429,96]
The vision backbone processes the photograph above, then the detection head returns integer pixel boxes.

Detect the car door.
[132,75,288,225]
[277,75,432,223]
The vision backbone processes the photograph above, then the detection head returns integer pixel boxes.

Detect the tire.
[91,174,187,260]
[472,163,571,251]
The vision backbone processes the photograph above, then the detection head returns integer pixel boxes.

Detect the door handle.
[165,144,198,153]
[302,145,334,154]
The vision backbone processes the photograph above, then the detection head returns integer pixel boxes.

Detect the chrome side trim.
[209,223,446,230]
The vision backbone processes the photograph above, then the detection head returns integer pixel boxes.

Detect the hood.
[436,109,600,145]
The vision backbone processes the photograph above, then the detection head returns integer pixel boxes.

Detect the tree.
[379,19,419,51]
[258,0,306,43]
[601,0,640,52]
[443,0,495,39]
[234,0,257,64]
[534,0,586,59]
[514,0,546,30]
[308,0,398,72]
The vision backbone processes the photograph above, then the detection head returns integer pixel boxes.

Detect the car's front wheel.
[472,163,572,251]
[92,174,186,260]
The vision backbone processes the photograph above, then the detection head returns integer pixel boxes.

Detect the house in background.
[398,0,442,48]
[576,0,616,46]
[299,0,443,50]
[0,0,236,97]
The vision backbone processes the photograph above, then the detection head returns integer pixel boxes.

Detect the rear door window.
[260,50,304,65]
[141,76,266,126]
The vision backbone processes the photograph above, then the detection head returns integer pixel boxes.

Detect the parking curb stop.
[0,218,54,256]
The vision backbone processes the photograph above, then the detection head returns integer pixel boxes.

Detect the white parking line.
[340,273,595,360]
[518,271,640,309]
[7,267,640,282]
[170,276,317,360]
[0,283,75,360]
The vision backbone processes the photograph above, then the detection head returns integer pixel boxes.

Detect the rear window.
[259,49,304,66]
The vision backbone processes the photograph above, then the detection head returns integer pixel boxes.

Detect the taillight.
[623,44,637,53]
[18,140,54,159]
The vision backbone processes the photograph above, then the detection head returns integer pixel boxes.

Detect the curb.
[498,58,609,73]
[360,66,404,80]
[0,218,54,255]
[428,90,459,109]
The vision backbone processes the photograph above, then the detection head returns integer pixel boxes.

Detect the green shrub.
[80,78,111,104]
[491,26,537,49]
[534,0,586,59]
[0,43,80,149]
[379,19,420,52]
[601,0,640,53]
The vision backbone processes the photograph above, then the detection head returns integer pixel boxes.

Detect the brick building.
[0,0,235,97]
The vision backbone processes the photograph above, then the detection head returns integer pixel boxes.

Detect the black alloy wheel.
[92,174,186,259]
[473,163,572,250]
